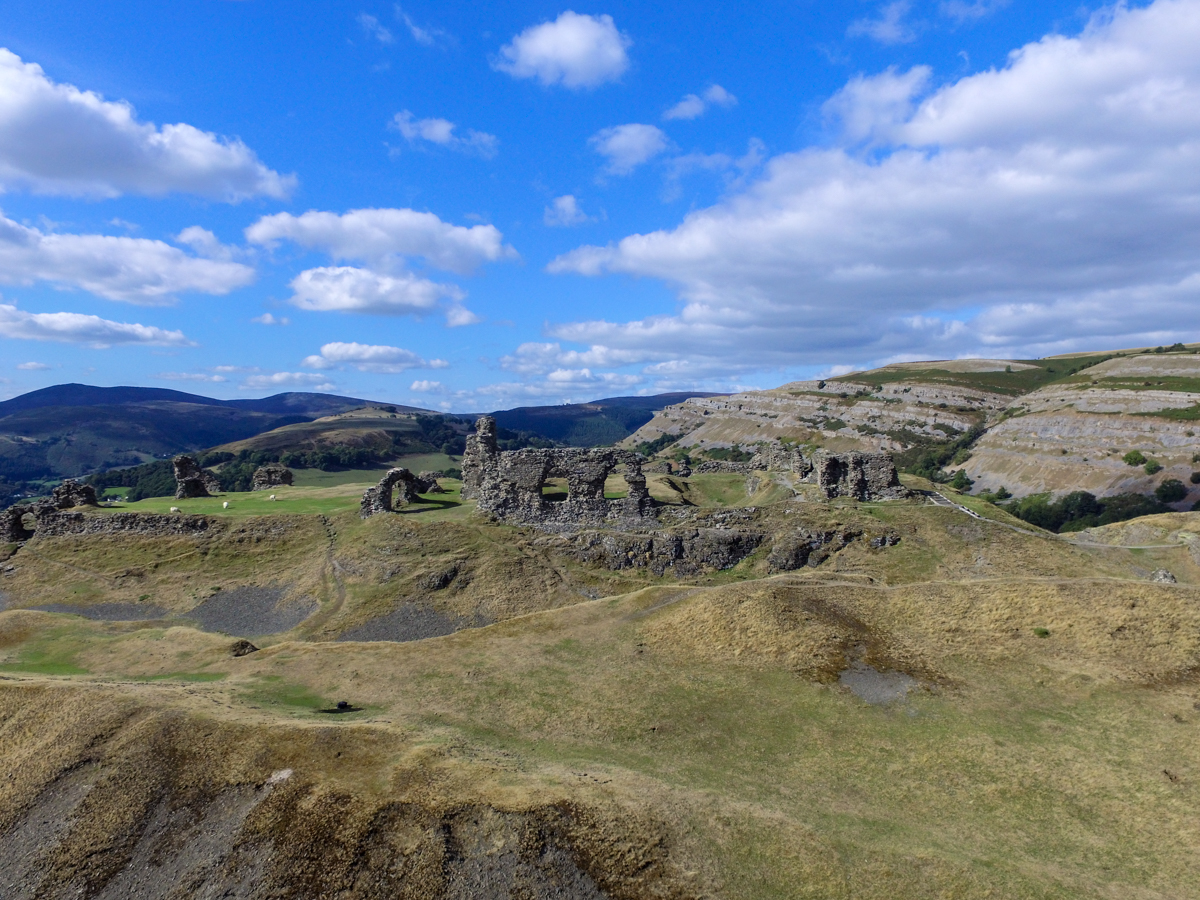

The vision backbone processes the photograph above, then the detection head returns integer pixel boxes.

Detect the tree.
[1123,450,1147,466]
[948,469,973,491]
[1155,479,1187,503]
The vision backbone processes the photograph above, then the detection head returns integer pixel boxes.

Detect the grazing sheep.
[170,506,181,513]
[222,501,229,509]
[269,494,276,501]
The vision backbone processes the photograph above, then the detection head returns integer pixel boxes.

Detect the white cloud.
[941,0,1008,23]
[157,371,227,383]
[494,12,630,88]
[246,207,512,275]
[357,13,394,44]
[663,84,738,120]
[547,0,1200,375]
[848,1,917,45]
[0,49,294,200]
[242,372,336,391]
[15,361,49,370]
[0,212,255,304]
[500,341,645,375]
[390,111,498,158]
[544,194,591,227]
[0,301,193,347]
[174,226,245,262]
[410,379,443,392]
[394,6,448,46]
[251,312,289,325]
[287,266,463,318]
[589,124,670,175]
[303,340,430,373]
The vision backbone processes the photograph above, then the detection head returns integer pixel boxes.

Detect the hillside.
[488,392,721,447]
[624,346,1200,504]
[0,385,427,501]
[1,472,1199,896]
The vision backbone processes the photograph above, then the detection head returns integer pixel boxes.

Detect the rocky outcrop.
[462,416,654,529]
[1150,568,1177,584]
[251,464,293,491]
[31,511,210,537]
[360,468,423,517]
[815,452,909,501]
[767,527,863,572]
[693,460,751,474]
[173,456,219,499]
[562,527,765,575]
[50,479,98,509]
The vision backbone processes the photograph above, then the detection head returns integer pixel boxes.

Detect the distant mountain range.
[0,384,722,499]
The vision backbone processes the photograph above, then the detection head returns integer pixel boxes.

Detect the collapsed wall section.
[460,416,654,529]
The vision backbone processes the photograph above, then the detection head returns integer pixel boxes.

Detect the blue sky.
[0,0,1197,409]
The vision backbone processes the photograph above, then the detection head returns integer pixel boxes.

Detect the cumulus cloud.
[15,361,49,370]
[494,12,630,88]
[0,212,254,304]
[663,84,738,121]
[590,124,670,175]
[0,301,193,347]
[302,340,430,373]
[246,207,512,275]
[410,379,443,392]
[248,207,510,324]
[544,194,591,227]
[390,111,497,158]
[848,1,917,45]
[242,372,335,391]
[500,341,645,375]
[547,0,1200,375]
[251,312,289,325]
[0,49,293,200]
[287,266,462,318]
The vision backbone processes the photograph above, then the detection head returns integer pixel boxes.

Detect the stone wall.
[32,511,211,537]
[749,443,812,476]
[814,452,909,501]
[173,456,219,499]
[461,416,654,529]
[50,479,99,509]
[360,468,423,517]
[251,465,293,491]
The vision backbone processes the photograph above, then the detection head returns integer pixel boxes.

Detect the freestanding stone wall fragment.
[50,479,99,509]
[360,468,423,517]
[814,452,909,501]
[173,456,218,499]
[460,416,655,529]
[1,506,34,542]
[251,464,293,491]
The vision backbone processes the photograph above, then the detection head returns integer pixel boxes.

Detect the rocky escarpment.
[964,354,1200,502]
[624,377,1005,454]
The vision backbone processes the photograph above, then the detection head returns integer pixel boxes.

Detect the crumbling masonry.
[173,456,220,499]
[251,464,293,491]
[460,416,654,529]
[812,451,909,501]
[359,468,447,517]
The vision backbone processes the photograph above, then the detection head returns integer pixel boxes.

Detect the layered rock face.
[251,464,293,491]
[173,456,219,499]
[462,416,653,529]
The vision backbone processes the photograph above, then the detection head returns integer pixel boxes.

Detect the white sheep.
[222,501,229,509]
[170,506,180,513]
[269,494,276,501]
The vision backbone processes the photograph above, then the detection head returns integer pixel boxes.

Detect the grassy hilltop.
[2,464,1199,898]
